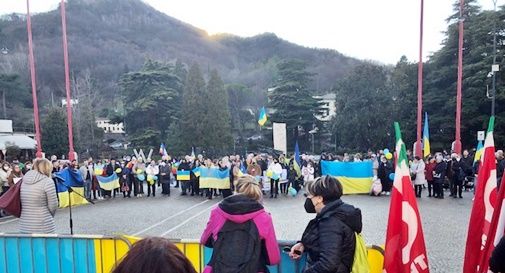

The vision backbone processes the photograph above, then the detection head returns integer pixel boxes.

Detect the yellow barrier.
[0,234,384,273]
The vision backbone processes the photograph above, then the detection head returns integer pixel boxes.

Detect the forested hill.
[0,0,361,107]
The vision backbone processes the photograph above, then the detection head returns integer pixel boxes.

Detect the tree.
[268,59,322,149]
[41,108,69,157]
[0,74,26,119]
[332,62,394,151]
[72,70,104,157]
[204,69,233,153]
[180,63,207,153]
[119,60,182,149]
[424,0,505,149]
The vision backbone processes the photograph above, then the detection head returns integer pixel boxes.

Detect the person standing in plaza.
[433,154,447,199]
[146,160,159,197]
[19,158,58,234]
[290,176,362,273]
[200,175,280,272]
[7,164,23,187]
[268,157,282,198]
[0,162,11,195]
[410,156,425,198]
[133,158,146,197]
[496,150,505,189]
[425,156,436,197]
[450,153,467,198]
[159,160,171,196]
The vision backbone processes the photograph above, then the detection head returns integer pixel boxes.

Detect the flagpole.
[455,0,465,155]
[60,0,76,160]
[416,0,424,158]
[26,0,43,158]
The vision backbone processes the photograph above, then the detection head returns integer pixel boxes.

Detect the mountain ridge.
[0,0,362,108]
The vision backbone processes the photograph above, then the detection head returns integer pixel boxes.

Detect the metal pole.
[26,0,43,158]
[60,0,76,160]
[455,0,464,154]
[312,133,314,154]
[416,0,424,157]
[491,0,498,116]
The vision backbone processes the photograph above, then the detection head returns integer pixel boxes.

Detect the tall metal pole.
[60,0,76,160]
[416,0,424,158]
[455,0,465,155]
[26,0,43,158]
[491,0,498,116]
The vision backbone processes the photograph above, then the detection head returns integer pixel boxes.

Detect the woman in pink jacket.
[201,175,281,273]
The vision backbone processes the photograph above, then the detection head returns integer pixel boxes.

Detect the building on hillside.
[313,93,336,122]
[0,120,37,160]
[96,118,124,134]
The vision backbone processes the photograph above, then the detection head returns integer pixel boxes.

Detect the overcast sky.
[0,0,499,64]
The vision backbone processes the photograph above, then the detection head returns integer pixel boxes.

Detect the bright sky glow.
[0,0,499,64]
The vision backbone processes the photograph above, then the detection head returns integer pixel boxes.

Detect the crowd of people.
[1,148,505,273]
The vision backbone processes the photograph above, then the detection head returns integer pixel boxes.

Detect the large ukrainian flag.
[199,167,230,189]
[97,173,121,191]
[321,160,373,194]
[55,168,89,208]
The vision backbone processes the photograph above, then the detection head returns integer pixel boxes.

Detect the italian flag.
[464,116,499,273]
[384,122,430,273]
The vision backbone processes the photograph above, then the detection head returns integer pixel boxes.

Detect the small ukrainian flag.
[258,107,267,126]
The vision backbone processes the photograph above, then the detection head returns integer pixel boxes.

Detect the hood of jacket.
[217,194,264,224]
[319,199,362,233]
[23,170,49,185]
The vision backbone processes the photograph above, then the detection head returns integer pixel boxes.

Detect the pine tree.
[180,63,207,152]
[204,69,233,154]
[268,59,321,149]
[119,60,182,149]
[41,108,69,158]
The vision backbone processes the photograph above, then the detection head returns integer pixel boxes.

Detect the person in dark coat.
[290,175,362,273]
[450,153,467,198]
[490,236,505,273]
[377,155,393,195]
[159,161,171,196]
[103,159,119,198]
[496,150,505,189]
[433,154,447,199]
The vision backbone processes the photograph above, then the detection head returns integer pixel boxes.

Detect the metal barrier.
[0,234,384,273]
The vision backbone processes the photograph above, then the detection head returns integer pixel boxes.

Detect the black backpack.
[209,220,262,273]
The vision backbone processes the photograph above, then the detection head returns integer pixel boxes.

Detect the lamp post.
[309,125,318,154]
[415,0,424,158]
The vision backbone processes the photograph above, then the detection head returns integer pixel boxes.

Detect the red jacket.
[425,162,436,181]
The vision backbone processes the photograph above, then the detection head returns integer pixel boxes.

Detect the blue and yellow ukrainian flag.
[423,112,430,158]
[55,168,88,208]
[192,167,201,178]
[474,140,484,163]
[97,173,121,191]
[258,107,267,126]
[293,141,302,178]
[199,167,230,189]
[177,170,191,181]
[321,161,373,194]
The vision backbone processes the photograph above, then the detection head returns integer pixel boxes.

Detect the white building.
[313,93,336,121]
[96,118,124,134]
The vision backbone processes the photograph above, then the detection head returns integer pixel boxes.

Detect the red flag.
[464,117,499,273]
[478,174,505,273]
[384,123,430,273]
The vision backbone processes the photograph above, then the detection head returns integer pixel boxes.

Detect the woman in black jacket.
[290,175,362,273]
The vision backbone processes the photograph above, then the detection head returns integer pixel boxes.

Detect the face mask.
[304,198,316,213]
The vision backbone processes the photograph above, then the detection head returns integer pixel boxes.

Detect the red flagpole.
[416,0,424,158]
[455,0,464,154]
[60,0,76,160]
[26,0,43,158]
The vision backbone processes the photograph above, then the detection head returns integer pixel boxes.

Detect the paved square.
[0,188,471,273]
